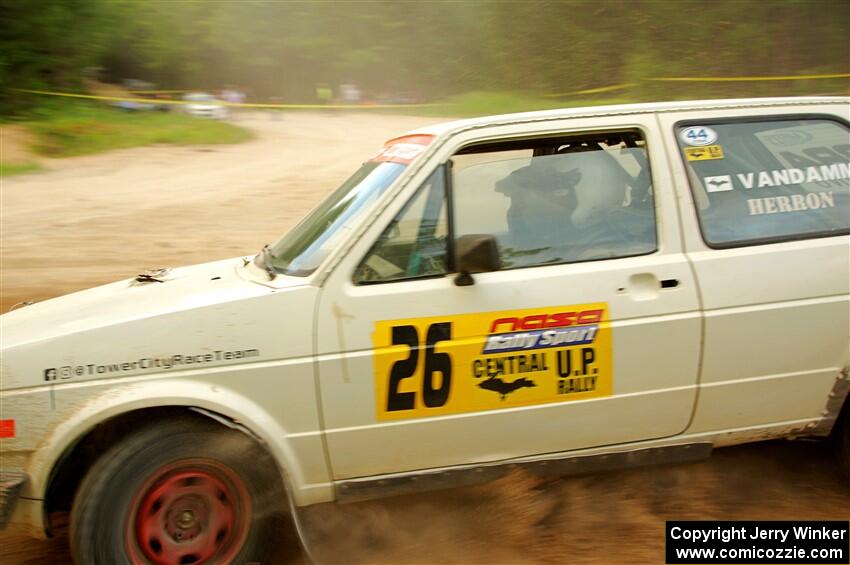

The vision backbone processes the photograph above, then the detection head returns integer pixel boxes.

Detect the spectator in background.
[221,86,245,119]
[340,83,361,104]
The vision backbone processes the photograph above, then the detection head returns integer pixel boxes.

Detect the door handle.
[624,274,680,301]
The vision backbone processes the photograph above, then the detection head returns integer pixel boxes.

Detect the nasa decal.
[680,126,718,146]
[372,303,613,421]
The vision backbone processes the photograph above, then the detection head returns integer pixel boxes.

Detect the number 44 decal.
[680,126,718,147]
[387,323,452,411]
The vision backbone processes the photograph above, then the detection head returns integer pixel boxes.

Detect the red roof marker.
[0,419,15,438]
[369,134,435,165]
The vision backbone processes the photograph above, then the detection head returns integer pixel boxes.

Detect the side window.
[354,167,448,284]
[452,131,657,270]
[676,118,850,247]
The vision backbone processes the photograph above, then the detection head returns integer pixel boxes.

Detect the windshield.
[265,161,407,276]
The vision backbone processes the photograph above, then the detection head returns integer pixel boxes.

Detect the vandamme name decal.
[43,348,260,380]
[701,162,848,217]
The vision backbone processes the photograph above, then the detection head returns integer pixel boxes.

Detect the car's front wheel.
[835,408,850,479]
[70,416,286,564]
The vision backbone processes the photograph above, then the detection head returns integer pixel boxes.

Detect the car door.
[658,105,850,436]
[315,114,703,481]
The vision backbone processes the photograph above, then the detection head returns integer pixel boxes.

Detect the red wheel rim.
[125,459,251,565]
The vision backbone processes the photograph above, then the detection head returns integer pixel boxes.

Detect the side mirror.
[454,234,500,286]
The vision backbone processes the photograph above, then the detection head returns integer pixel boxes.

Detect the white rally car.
[1,97,848,564]
[181,92,229,120]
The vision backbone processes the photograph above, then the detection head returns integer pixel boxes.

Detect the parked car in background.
[111,96,170,113]
[181,92,229,119]
[1,97,848,564]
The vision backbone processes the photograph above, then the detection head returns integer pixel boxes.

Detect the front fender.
[28,366,333,509]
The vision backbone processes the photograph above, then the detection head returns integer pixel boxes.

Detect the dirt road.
[0,111,445,312]
[3,442,848,564]
[1,112,847,563]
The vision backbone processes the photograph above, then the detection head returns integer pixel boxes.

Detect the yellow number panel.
[373,303,613,420]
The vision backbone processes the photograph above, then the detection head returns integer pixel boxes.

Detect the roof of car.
[405,96,849,139]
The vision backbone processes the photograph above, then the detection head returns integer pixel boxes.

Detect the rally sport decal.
[373,303,613,421]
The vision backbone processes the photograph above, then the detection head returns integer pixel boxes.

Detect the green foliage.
[1,0,848,116]
[23,102,252,157]
[0,0,112,113]
[0,161,43,177]
[427,91,562,117]
[414,91,625,117]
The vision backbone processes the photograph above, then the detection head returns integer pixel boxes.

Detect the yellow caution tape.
[15,71,849,110]
[648,72,850,82]
[129,89,192,94]
[15,89,195,105]
[543,83,637,98]
[543,72,849,98]
[218,101,443,109]
[14,89,443,109]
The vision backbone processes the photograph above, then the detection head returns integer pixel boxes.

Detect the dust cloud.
[4,441,844,563]
[299,441,848,564]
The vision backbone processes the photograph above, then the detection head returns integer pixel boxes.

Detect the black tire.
[834,405,850,480]
[70,416,287,564]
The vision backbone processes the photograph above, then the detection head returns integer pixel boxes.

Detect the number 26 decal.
[386,322,452,411]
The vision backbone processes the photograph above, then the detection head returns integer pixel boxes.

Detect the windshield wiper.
[256,244,278,280]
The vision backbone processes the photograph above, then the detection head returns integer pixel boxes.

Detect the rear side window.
[676,118,850,247]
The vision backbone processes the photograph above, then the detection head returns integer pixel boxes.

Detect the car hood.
[0,258,317,390]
